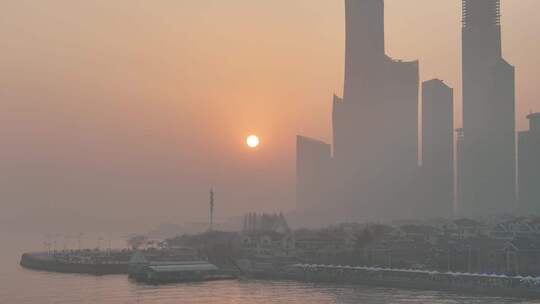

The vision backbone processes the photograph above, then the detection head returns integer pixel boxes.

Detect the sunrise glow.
[246,135,260,148]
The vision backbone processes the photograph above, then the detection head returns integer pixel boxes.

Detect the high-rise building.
[342,0,385,105]
[297,0,420,223]
[332,0,419,219]
[421,79,454,217]
[460,0,516,216]
[518,113,540,214]
[296,136,332,213]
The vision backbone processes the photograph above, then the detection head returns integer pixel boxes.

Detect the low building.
[392,225,440,244]
[503,237,540,275]
[240,213,294,259]
[488,218,540,240]
[362,238,433,269]
[240,231,295,258]
[127,249,201,278]
[138,262,222,283]
[444,218,486,239]
[165,231,241,265]
[293,227,356,264]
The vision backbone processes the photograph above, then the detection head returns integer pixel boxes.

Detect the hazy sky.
[1,0,539,232]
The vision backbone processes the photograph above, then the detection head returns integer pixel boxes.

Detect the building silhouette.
[518,113,540,214]
[295,0,524,224]
[421,79,454,217]
[460,0,516,216]
[334,0,420,220]
[297,0,422,224]
[242,212,290,233]
[296,136,332,214]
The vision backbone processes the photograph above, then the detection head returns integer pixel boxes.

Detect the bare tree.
[127,235,147,250]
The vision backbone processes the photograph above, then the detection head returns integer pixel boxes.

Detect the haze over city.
[1,0,540,233]
[6,1,540,303]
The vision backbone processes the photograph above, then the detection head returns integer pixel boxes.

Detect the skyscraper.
[296,136,332,212]
[297,0,420,223]
[422,79,454,217]
[332,0,419,219]
[460,0,516,216]
[342,0,385,105]
[518,113,540,214]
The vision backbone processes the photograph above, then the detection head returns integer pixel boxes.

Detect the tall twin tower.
[296,0,516,225]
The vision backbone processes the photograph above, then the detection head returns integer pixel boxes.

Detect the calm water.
[2,234,540,304]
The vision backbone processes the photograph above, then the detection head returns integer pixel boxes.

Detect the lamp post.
[209,188,215,231]
[447,247,451,272]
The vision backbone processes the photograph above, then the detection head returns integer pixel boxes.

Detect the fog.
[1,0,539,233]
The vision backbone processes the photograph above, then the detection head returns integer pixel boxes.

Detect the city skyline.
[296,0,537,224]
[297,0,443,224]
[1,0,540,232]
[5,1,540,303]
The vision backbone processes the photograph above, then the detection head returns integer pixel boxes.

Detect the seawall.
[20,252,128,275]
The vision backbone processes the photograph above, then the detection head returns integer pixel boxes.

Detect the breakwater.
[20,252,129,275]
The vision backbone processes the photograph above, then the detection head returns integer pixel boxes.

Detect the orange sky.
[1,0,539,231]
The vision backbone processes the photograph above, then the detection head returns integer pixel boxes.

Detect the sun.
[246,135,260,148]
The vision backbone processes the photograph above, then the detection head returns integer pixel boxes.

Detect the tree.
[355,228,373,249]
[127,235,147,250]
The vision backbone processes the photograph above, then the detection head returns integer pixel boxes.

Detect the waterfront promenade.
[284,264,540,299]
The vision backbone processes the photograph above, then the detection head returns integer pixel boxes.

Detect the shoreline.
[20,252,128,275]
[272,264,540,300]
[20,252,540,300]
